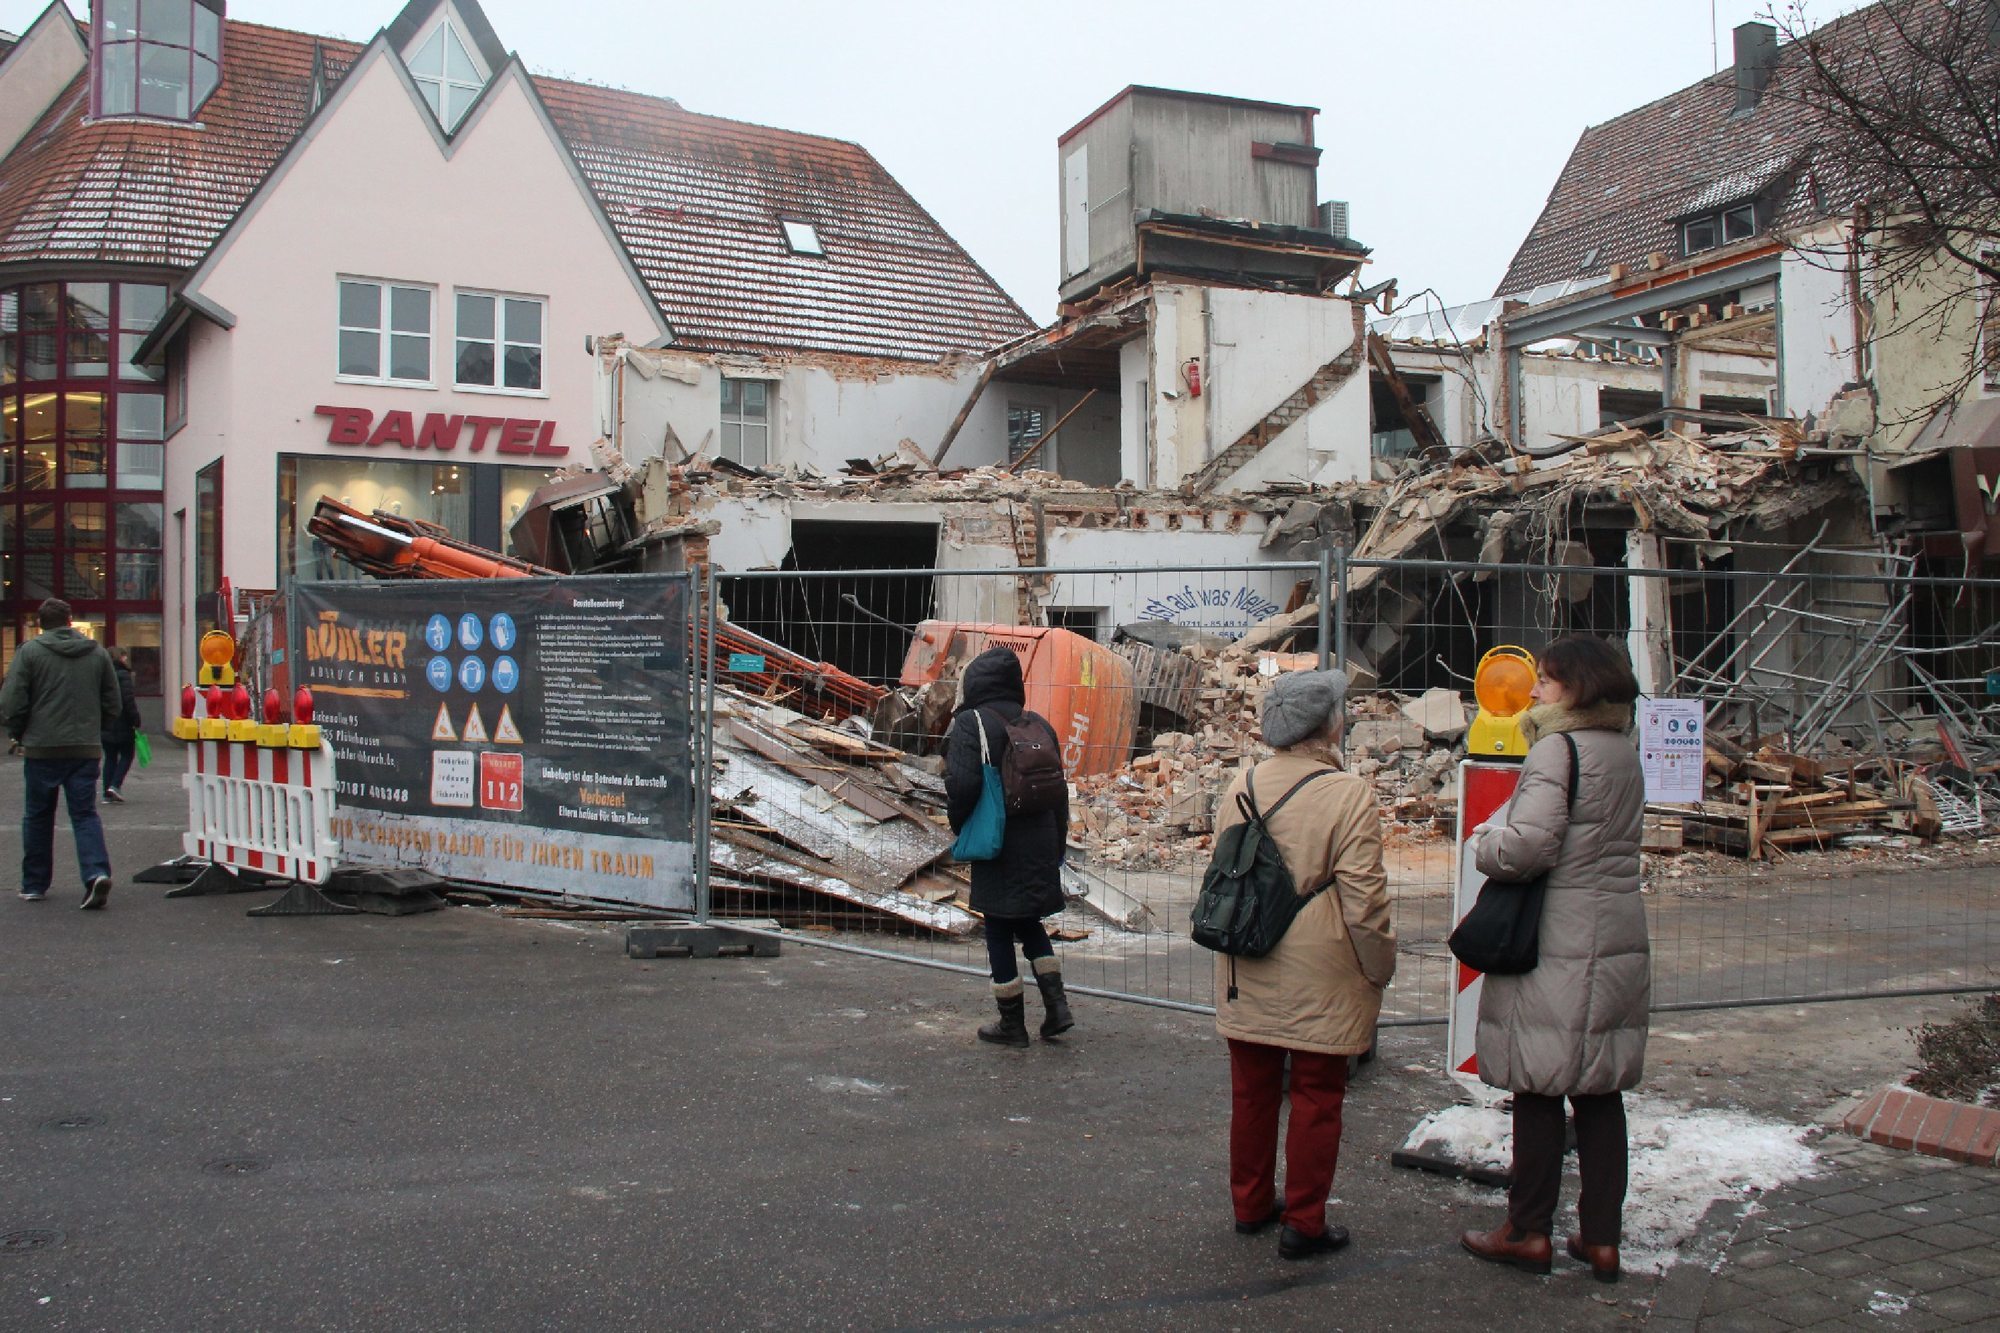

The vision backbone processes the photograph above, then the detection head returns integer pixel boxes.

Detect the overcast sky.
[6,0,1867,324]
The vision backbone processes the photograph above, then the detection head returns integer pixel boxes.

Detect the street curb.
[1841,1083,2000,1165]
[1646,1194,1745,1328]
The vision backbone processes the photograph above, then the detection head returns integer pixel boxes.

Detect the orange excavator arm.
[305,496,887,719]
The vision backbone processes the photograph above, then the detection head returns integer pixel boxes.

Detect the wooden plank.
[724,718,907,822]
[930,359,996,467]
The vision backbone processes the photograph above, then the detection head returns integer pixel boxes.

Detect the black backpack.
[1191,769,1337,977]
[995,708,1067,815]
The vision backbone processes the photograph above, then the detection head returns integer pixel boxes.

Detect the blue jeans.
[22,757,111,895]
[101,733,136,793]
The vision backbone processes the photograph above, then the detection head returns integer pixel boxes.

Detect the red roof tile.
[1495,1,1915,297]
[0,16,1032,362]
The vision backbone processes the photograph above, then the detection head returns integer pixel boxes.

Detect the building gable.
[0,1,87,164]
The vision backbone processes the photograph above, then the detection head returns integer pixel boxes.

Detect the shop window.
[115,614,163,695]
[337,280,432,384]
[720,379,772,470]
[278,455,476,581]
[194,461,221,638]
[119,283,168,382]
[1983,248,2000,393]
[64,284,111,377]
[63,392,108,489]
[22,285,57,380]
[93,0,224,122]
[0,289,16,386]
[454,291,545,393]
[406,19,485,132]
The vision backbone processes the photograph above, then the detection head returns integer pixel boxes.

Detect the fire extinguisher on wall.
[1181,358,1203,397]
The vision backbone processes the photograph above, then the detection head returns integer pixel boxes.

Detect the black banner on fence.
[291,575,694,909]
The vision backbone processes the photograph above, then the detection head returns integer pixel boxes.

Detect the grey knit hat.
[1261,669,1350,748]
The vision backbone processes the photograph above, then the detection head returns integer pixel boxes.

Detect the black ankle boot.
[1033,969,1074,1038]
[978,994,1031,1048]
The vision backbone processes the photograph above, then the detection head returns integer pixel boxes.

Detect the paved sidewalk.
[1653,1132,2000,1330]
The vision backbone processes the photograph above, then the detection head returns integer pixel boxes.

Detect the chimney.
[1733,21,1778,113]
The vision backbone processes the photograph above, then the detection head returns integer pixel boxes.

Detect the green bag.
[134,731,152,768]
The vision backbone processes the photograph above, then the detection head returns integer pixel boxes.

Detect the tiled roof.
[538,81,1032,360]
[1495,2,1906,297]
[0,21,352,270]
[0,15,1032,361]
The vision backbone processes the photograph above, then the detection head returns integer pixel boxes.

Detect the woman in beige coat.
[1212,669,1397,1261]
[1459,636,1649,1284]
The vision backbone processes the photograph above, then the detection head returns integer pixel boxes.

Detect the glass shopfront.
[0,280,169,692]
[278,455,554,582]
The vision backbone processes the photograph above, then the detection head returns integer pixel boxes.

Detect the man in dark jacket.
[0,599,120,908]
[944,645,1074,1047]
[101,648,143,802]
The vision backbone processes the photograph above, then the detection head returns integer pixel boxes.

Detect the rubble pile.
[1661,740,1944,859]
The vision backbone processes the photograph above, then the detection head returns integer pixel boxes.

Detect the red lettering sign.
[464,416,505,454]
[314,405,373,445]
[496,419,540,455]
[366,410,417,449]
[417,414,464,452]
[317,405,568,457]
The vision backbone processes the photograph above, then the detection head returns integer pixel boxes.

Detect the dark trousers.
[1227,1038,1349,1236]
[102,735,136,793]
[22,757,112,895]
[983,916,1054,984]
[1509,1091,1628,1245]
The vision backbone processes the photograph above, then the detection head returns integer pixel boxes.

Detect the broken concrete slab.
[1402,687,1469,741]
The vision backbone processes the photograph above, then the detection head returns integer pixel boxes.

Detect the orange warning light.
[1469,646,1537,757]
[197,629,238,687]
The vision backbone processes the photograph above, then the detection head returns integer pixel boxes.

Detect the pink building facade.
[0,0,1028,702]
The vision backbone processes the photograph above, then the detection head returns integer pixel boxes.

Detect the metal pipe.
[1316,547,1332,670]
[720,561,1322,581]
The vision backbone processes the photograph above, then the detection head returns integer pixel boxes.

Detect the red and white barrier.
[182,739,340,885]
[1448,759,1523,1099]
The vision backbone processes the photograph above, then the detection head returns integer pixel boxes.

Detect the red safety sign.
[1448,759,1522,1091]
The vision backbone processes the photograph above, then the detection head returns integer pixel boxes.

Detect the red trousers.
[1227,1038,1350,1236]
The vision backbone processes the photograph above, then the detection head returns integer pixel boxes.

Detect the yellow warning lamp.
[197,629,238,687]
[1467,645,1537,758]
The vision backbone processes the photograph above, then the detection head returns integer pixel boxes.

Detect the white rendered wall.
[1779,222,1859,423]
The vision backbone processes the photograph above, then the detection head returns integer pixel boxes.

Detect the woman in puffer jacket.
[944,646,1073,1048]
[1459,635,1648,1285]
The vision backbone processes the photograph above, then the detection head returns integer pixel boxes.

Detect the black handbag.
[1447,732,1579,976]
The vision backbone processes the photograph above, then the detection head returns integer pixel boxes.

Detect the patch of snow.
[1869,1291,1911,1316]
[1401,1095,1822,1275]
[810,1074,894,1097]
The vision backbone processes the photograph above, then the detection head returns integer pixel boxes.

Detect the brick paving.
[1651,1133,2000,1330]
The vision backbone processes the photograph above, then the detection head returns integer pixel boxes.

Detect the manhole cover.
[202,1158,267,1176]
[0,1230,61,1253]
[44,1115,98,1131]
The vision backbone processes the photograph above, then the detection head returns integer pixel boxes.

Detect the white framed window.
[454,291,545,394]
[780,219,824,256]
[1683,217,1719,255]
[720,378,773,470]
[406,18,485,132]
[338,279,433,385]
[1722,204,1757,242]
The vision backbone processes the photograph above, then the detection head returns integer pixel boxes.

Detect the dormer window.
[407,19,484,132]
[1683,203,1758,256]
[92,0,224,122]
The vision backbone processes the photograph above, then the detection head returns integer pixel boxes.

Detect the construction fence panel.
[699,561,1327,1014]
[1341,553,2000,1017]
[693,553,1999,1021]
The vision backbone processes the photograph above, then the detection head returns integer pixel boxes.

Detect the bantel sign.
[314,405,568,457]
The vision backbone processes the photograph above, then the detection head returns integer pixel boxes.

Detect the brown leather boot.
[1459,1224,1553,1275]
[1566,1234,1620,1284]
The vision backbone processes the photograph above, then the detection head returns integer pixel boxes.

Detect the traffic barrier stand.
[164,661,350,916]
[1389,755,1525,1188]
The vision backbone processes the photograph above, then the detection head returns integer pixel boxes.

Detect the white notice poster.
[1638,698,1706,804]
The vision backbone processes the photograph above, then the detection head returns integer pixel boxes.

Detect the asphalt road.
[0,751,1967,1331]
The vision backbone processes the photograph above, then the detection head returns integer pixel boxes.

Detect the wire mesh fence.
[693,552,2000,1022]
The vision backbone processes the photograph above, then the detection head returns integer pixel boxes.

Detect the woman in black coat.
[100,648,142,802]
[944,646,1074,1047]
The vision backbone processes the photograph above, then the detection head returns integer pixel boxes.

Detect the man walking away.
[101,647,142,801]
[1,599,119,908]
